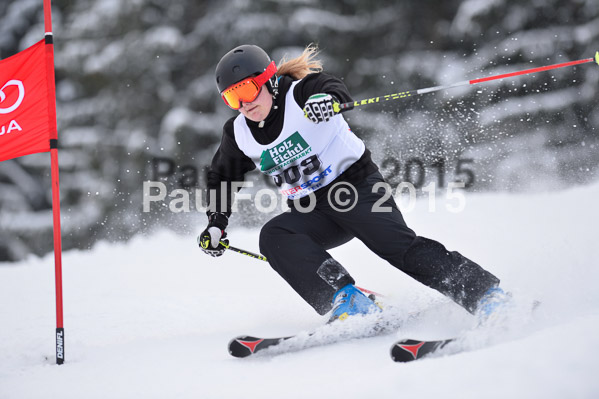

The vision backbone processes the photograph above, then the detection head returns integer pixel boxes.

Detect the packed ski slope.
[1,181,599,399]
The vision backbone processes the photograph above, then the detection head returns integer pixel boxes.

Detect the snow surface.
[1,182,599,399]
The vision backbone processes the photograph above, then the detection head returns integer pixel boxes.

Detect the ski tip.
[595,51,599,65]
[228,336,262,358]
[390,339,425,363]
[390,338,455,362]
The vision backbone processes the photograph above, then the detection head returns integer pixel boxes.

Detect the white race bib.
[234,80,365,199]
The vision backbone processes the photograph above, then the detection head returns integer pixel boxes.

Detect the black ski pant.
[259,171,499,315]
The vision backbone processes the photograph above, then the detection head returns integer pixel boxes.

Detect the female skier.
[199,44,505,322]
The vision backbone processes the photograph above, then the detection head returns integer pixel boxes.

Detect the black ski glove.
[303,93,339,124]
[198,212,229,257]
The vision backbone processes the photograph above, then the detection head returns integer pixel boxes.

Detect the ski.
[390,338,455,362]
[228,323,390,358]
[390,297,543,362]
[228,335,301,358]
[228,300,464,358]
[228,314,402,358]
[228,286,397,358]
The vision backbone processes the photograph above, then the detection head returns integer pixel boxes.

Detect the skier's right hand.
[198,227,229,257]
[198,212,229,257]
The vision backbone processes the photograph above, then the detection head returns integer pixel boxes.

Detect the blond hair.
[276,44,323,80]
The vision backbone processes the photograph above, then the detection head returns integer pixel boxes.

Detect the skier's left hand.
[303,93,338,123]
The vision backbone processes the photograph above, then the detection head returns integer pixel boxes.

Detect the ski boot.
[476,286,512,323]
[328,284,381,323]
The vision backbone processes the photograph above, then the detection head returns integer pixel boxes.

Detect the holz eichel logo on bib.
[260,131,312,173]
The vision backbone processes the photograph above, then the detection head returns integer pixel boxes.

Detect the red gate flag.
[0,40,52,162]
[0,0,64,366]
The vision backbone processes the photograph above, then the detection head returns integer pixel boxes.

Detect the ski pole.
[219,241,383,298]
[219,240,268,261]
[333,51,599,113]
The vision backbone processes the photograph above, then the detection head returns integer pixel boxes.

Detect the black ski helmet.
[215,44,277,94]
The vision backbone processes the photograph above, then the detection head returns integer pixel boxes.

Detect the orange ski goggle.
[221,61,277,110]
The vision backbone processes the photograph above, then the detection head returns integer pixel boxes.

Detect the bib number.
[273,155,321,187]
